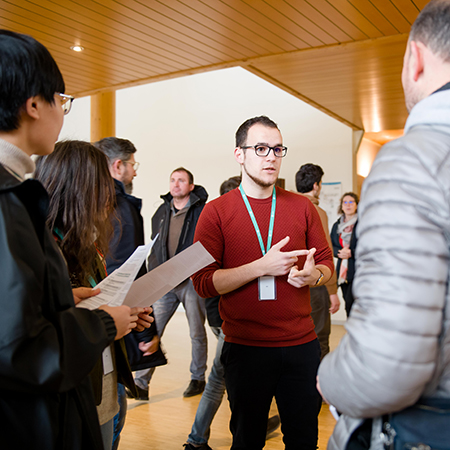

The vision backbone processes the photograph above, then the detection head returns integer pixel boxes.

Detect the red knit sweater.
[192,187,334,347]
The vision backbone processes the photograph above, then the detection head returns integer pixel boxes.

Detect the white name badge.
[258,276,276,300]
[102,346,114,375]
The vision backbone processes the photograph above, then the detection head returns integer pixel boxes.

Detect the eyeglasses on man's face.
[56,93,74,115]
[123,160,140,171]
[241,145,288,158]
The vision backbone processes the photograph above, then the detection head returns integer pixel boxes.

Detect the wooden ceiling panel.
[262,0,339,45]
[234,0,325,47]
[0,0,425,133]
[249,34,409,131]
[330,0,396,35]
[315,0,381,39]
[346,0,406,34]
[363,0,414,32]
[391,0,421,23]
[0,5,186,76]
[54,0,226,64]
[95,0,258,60]
[212,0,307,51]
[161,0,286,55]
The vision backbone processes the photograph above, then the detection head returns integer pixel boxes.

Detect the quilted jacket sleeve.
[318,129,450,418]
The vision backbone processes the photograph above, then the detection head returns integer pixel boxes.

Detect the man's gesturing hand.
[259,236,309,277]
[288,248,321,288]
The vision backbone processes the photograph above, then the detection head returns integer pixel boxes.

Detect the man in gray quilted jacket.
[318,1,450,449]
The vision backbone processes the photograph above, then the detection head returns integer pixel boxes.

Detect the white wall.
[63,66,353,322]
[115,67,353,235]
[59,95,91,141]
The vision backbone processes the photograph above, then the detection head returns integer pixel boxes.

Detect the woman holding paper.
[35,140,151,449]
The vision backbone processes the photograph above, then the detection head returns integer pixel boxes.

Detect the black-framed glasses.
[123,160,140,171]
[57,93,74,115]
[241,145,288,158]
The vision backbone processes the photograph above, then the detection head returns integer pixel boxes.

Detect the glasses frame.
[123,160,140,171]
[57,93,74,115]
[241,145,288,158]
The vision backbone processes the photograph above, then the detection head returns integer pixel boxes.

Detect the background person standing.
[142,167,209,398]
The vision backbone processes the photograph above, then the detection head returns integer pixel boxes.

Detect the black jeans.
[221,339,321,450]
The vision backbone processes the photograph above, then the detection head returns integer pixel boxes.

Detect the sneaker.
[266,414,280,436]
[183,443,213,450]
[125,385,149,401]
[183,380,206,398]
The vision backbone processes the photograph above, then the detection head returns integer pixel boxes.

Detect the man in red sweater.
[192,116,334,449]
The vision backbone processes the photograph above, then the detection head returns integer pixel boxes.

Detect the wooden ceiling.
[0,0,427,132]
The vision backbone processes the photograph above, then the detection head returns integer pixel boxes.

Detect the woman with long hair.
[35,140,149,449]
[331,192,358,317]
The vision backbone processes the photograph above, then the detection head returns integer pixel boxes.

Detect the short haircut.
[338,192,359,215]
[410,0,450,62]
[171,167,194,185]
[235,116,279,148]
[94,137,137,165]
[0,30,65,131]
[220,175,241,196]
[295,163,324,193]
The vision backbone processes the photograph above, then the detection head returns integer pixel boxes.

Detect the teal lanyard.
[53,227,97,288]
[239,184,276,256]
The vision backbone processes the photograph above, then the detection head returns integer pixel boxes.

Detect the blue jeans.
[112,383,126,450]
[187,327,226,445]
[135,279,207,384]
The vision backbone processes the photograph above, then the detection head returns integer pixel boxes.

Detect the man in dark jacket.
[0,30,138,449]
[140,167,209,397]
[95,137,167,448]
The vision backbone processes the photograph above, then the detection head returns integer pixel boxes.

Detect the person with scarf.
[330,192,358,316]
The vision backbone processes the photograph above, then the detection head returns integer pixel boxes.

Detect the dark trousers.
[310,285,331,360]
[221,339,321,450]
[340,281,354,317]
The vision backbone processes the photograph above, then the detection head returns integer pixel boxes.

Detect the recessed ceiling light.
[70,45,84,52]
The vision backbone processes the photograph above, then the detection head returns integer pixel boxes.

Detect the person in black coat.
[0,30,138,449]
[143,168,209,398]
[95,137,167,448]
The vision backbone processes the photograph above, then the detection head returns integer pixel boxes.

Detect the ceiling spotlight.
[70,45,84,52]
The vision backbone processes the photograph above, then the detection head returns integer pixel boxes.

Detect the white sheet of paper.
[123,241,215,308]
[77,236,157,310]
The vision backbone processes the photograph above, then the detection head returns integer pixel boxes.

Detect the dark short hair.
[0,30,65,131]
[94,137,137,165]
[338,192,359,215]
[295,163,324,193]
[220,175,241,196]
[410,0,450,62]
[171,167,194,185]
[235,116,279,148]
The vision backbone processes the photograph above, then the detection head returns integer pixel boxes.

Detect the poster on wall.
[321,182,342,231]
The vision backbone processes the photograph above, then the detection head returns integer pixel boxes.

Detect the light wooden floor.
[119,311,346,450]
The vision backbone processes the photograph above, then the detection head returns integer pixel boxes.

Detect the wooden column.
[90,91,116,142]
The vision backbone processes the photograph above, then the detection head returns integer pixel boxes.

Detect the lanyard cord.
[239,184,276,256]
